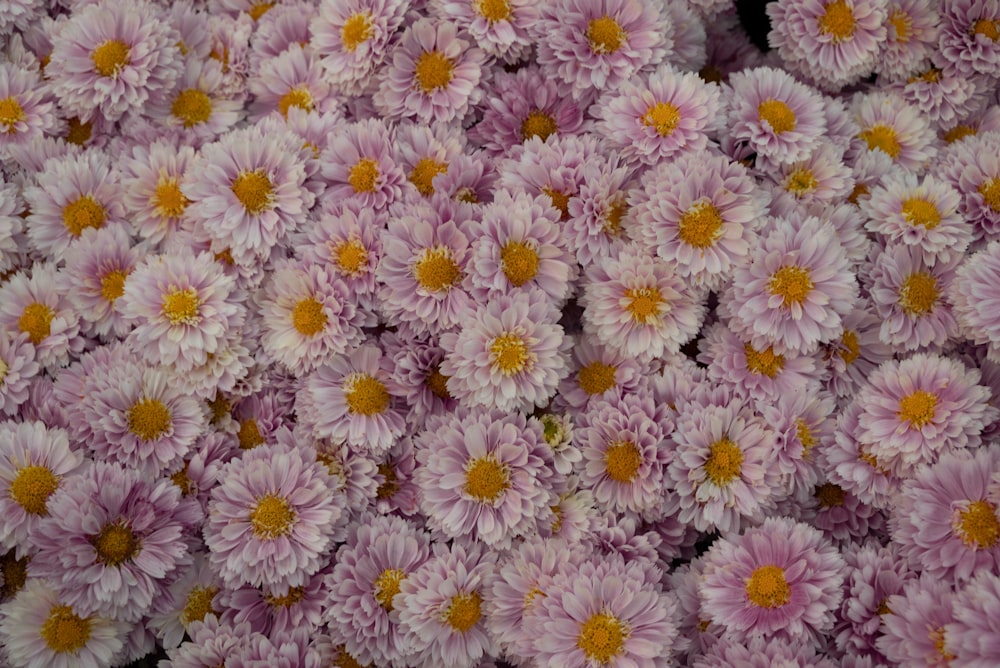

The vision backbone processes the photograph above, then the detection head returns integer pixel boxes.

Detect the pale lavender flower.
[248,46,333,121]
[320,118,406,212]
[939,0,1000,77]
[0,62,56,158]
[947,571,1000,666]
[145,57,245,148]
[848,91,938,173]
[430,0,538,62]
[556,338,650,411]
[877,574,957,666]
[564,156,636,267]
[0,263,83,372]
[876,0,939,81]
[938,130,1000,241]
[951,241,1000,362]
[119,141,198,249]
[0,334,38,417]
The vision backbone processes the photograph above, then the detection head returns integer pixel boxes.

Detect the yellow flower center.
[170,466,193,496]
[41,605,91,654]
[341,13,373,52]
[624,287,662,324]
[265,586,305,608]
[641,102,681,137]
[745,565,791,608]
[181,586,219,625]
[374,568,406,611]
[979,177,1000,212]
[231,170,273,215]
[249,494,296,539]
[291,297,327,337]
[587,16,626,54]
[889,10,911,42]
[860,124,902,159]
[908,67,940,84]
[930,627,956,662]
[944,124,977,143]
[332,647,367,668]
[425,366,452,400]
[66,117,93,146]
[154,178,189,218]
[476,0,511,21]
[785,168,818,195]
[238,418,265,450]
[578,361,617,395]
[897,389,937,429]
[758,99,797,134]
[9,465,59,515]
[445,592,482,633]
[818,0,856,41]
[247,1,275,21]
[490,332,530,375]
[162,288,200,325]
[91,40,130,77]
[677,200,724,248]
[97,269,128,304]
[797,418,817,458]
[705,438,743,486]
[18,302,53,345]
[62,196,106,237]
[0,97,24,132]
[414,50,454,94]
[344,373,391,416]
[278,87,313,117]
[542,186,571,221]
[0,551,28,599]
[464,456,509,502]
[92,521,138,566]
[839,329,861,364]
[898,271,938,316]
[414,247,462,292]
[769,265,813,307]
[604,198,628,235]
[335,238,368,275]
[848,182,869,204]
[877,599,892,615]
[815,482,845,508]
[744,343,784,377]
[605,441,642,483]
[577,613,627,664]
[171,89,212,128]
[956,500,1000,549]
[0,357,7,384]
[376,461,399,500]
[973,18,1000,41]
[348,158,380,194]
[500,240,539,287]
[521,110,558,142]
[901,198,940,228]
[409,157,448,197]
[127,398,172,442]
[208,393,231,426]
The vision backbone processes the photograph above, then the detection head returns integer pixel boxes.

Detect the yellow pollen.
[333,647,367,668]
[956,500,1000,549]
[758,98,797,134]
[678,200,724,248]
[215,249,235,265]
[455,187,478,204]
[348,158,380,194]
[409,157,448,197]
[605,441,642,483]
[475,0,511,22]
[373,568,406,611]
[92,521,138,566]
[376,462,399,500]
[524,586,545,609]
[425,366,452,400]
[238,418,265,450]
[18,302,53,345]
[769,265,813,307]
[414,247,461,292]
[181,586,219,625]
[265,586,305,608]
[705,438,743,486]
[898,271,938,316]
[208,393,231,425]
[99,270,128,304]
[0,357,7,384]
[9,465,59,515]
[341,13,373,52]
[278,87,313,117]
[785,168,818,195]
[578,361,617,395]
[500,240,539,287]
[490,332,530,375]
[900,197,940,229]
[154,179,189,218]
[604,197,628,235]
[247,1,275,21]
[171,88,212,127]
[973,18,1000,41]
[930,627,956,662]
[0,97,24,133]
[815,482,846,508]
[231,170,273,215]
[91,40,130,77]
[848,182,869,204]
[66,118,93,146]
[170,466,193,496]
[859,448,888,473]
[521,110,558,142]
[249,494,296,539]
[860,124,902,159]
[210,46,231,73]
[127,398,171,442]
[839,329,861,364]
[335,238,368,275]
[445,592,482,633]
[898,389,937,429]
[745,343,784,377]
[0,551,28,599]
[41,605,91,654]
[698,619,711,632]
[624,287,662,324]
[414,50,454,94]
[62,196,106,237]
[797,418,817,458]
[818,1,856,41]
[162,288,200,325]
[908,67,940,84]
[889,10,911,42]
[464,456,509,503]
[291,297,327,337]
[641,102,681,137]
[745,565,791,608]
[979,178,1000,212]
[877,599,892,615]
[944,124,977,143]
[587,16,626,54]
[541,187,572,221]
[577,613,627,664]
[550,504,563,533]
[344,374,391,416]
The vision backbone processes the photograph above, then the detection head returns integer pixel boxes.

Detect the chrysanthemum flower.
[414,408,557,547]
[594,63,722,166]
[397,541,497,668]
[756,388,835,498]
[320,118,406,212]
[0,578,129,668]
[203,442,342,592]
[160,617,253,668]
[440,289,571,413]
[30,461,201,622]
[380,326,458,423]
[938,130,1000,241]
[0,62,56,157]
[564,157,635,268]
[947,571,1000,666]
[374,18,484,125]
[324,513,431,668]
[393,121,466,200]
[220,567,326,638]
[694,634,838,668]
[820,400,903,510]
[147,552,224,649]
[309,0,409,95]
[939,104,1000,146]
[532,0,670,95]
[298,204,381,306]
[498,134,601,221]
[939,0,1000,77]
[891,59,988,127]
[855,353,996,476]
[876,0,940,81]
[848,91,937,173]
[184,124,313,265]
[119,141,198,250]
[725,66,828,166]
[556,338,650,411]
[145,57,245,149]
[371,436,421,518]
[822,300,894,398]
[47,0,182,122]
[118,249,244,372]
[248,0,317,67]
[766,141,854,214]
[0,334,38,417]
[431,0,537,62]
[0,263,83,373]
[877,574,957,666]
[528,552,680,667]
[700,516,846,643]
[248,45,333,121]
[951,241,1000,362]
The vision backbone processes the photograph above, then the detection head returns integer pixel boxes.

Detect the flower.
[0,61,56,157]
[299,199,384,298]
[248,46,332,121]
[440,289,571,413]
[820,400,903,509]
[766,141,854,213]
[160,617,253,668]
[947,571,1000,667]
[497,134,601,222]
[321,117,406,213]
[431,0,538,62]
[203,442,342,592]
[0,263,83,372]
[890,59,987,127]
[556,338,650,411]
[877,574,957,666]
[380,326,458,422]
[848,91,937,173]
[938,130,1000,241]
[875,0,940,81]
[700,516,846,643]
[822,300,894,398]
[119,140,199,248]
[754,388,836,498]
[394,121,465,200]
[147,552,224,649]
[220,567,326,638]
[0,333,39,417]
[939,0,1000,77]
[951,241,1000,361]
[145,58,245,148]
[564,156,635,267]
[414,408,557,548]
[694,634,838,668]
